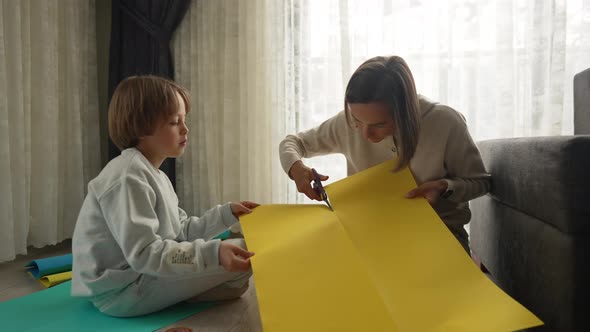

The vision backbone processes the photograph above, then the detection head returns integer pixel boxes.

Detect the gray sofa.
[470,68,590,332]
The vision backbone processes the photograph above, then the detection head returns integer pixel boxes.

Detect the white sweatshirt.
[71,148,237,298]
[279,96,491,227]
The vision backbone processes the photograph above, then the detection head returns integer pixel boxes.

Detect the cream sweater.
[279,96,491,227]
[71,148,237,298]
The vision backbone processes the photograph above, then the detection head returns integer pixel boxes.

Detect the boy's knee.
[228,223,245,239]
[223,280,250,299]
[92,299,135,318]
[189,280,250,302]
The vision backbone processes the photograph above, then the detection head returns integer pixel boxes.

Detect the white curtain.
[0,0,100,263]
[173,0,298,213]
[173,0,590,212]
[295,0,590,183]
[316,0,590,137]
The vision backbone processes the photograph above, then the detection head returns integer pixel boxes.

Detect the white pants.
[92,238,251,317]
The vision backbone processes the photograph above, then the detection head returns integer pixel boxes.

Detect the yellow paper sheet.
[39,271,72,288]
[241,160,543,331]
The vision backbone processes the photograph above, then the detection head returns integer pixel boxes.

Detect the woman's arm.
[279,111,348,175]
[443,112,491,203]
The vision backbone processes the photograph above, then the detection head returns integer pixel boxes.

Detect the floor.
[0,242,501,332]
[0,241,263,332]
[0,241,72,302]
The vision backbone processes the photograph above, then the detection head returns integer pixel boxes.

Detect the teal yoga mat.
[0,281,214,331]
[25,253,72,278]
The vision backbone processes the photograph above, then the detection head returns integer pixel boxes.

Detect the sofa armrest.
[574,68,590,135]
[477,136,590,234]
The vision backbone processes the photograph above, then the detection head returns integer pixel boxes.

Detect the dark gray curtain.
[108,0,190,188]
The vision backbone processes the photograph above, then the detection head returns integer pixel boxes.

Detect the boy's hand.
[219,242,254,272]
[230,201,260,219]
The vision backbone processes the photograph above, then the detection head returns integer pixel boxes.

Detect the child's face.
[141,93,189,162]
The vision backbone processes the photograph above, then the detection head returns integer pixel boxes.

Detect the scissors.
[311,168,334,211]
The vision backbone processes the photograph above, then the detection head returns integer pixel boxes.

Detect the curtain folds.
[173,0,590,215]
[173,0,299,214]
[0,0,100,262]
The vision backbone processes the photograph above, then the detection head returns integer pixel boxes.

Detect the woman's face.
[348,102,395,143]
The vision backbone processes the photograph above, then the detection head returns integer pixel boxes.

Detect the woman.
[279,56,491,252]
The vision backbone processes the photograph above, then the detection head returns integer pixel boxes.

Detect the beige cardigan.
[279,96,491,229]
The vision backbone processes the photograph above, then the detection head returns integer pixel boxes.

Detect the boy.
[71,75,257,317]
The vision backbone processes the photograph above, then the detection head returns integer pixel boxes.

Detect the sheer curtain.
[297,0,590,184]
[0,0,100,263]
[173,0,590,212]
[173,0,298,214]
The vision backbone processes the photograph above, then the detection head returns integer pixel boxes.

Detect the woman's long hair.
[344,56,421,171]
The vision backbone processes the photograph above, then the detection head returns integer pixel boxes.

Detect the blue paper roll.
[25,253,73,279]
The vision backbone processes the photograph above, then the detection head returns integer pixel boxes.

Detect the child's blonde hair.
[344,56,421,171]
[108,75,191,150]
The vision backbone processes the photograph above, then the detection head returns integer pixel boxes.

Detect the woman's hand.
[289,161,329,201]
[230,201,260,219]
[405,179,448,204]
[219,242,254,272]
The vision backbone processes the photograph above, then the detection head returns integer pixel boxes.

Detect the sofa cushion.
[477,136,590,234]
[471,195,590,331]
